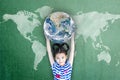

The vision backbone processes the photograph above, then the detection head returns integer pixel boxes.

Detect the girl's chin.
[59,63,65,66]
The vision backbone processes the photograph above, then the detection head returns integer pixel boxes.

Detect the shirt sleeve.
[51,61,56,70]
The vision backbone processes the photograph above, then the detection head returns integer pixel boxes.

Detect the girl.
[45,33,75,80]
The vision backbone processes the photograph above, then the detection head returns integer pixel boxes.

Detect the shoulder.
[64,60,72,73]
[51,61,58,69]
[66,60,72,67]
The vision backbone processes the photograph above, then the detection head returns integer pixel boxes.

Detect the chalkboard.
[0,0,120,80]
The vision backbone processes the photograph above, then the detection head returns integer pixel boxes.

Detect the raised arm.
[69,33,75,67]
[46,37,55,66]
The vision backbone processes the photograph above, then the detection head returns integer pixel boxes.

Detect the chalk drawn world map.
[1,6,120,70]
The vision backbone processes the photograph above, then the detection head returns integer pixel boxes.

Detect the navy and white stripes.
[52,60,72,80]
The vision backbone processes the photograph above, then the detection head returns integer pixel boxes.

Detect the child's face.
[55,53,67,66]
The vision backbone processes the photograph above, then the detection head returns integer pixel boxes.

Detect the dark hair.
[52,43,69,57]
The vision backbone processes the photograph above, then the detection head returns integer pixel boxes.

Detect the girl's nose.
[60,58,62,62]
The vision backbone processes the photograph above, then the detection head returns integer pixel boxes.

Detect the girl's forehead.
[55,53,66,57]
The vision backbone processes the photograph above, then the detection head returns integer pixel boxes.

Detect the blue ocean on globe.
[44,12,75,43]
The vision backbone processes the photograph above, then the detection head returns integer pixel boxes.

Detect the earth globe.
[44,12,75,43]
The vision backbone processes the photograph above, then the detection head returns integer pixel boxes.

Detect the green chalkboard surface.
[0,0,120,80]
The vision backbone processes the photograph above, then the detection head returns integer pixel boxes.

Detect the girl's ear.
[66,55,68,59]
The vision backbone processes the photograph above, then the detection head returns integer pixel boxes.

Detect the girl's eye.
[62,57,64,59]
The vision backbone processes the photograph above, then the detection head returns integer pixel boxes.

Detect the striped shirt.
[52,60,72,80]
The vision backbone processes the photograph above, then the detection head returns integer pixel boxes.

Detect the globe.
[44,12,75,43]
